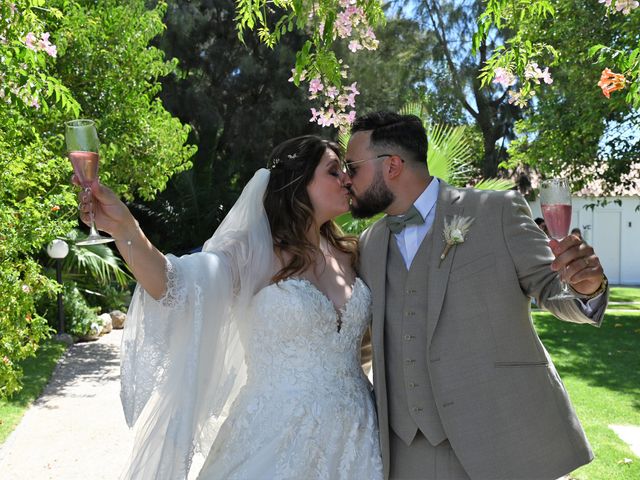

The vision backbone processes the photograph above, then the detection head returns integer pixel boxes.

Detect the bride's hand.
[74,175,137,239]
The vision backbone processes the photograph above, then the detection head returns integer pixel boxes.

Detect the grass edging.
[0,339,68,445]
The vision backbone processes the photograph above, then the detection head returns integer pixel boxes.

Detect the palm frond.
[338,131,351,155]
[426,123,474,187]
[56,230,133,288]
[473,178,515,191]
[335,212,383,235]
[399,102,428,118]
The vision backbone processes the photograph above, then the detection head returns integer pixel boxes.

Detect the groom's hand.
[549,235,605,296]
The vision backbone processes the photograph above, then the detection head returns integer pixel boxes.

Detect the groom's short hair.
[351,111,427,165]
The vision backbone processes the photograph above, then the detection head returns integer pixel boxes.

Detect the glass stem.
[84,187,99,235]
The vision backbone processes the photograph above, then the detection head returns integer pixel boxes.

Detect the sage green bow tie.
[387,205,425,234]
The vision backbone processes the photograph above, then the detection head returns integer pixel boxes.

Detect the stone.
[110,310,126,329]
[98,313,113,335]
[55,333,74,346]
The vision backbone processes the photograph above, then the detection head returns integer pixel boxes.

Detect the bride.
[75,135,383,479]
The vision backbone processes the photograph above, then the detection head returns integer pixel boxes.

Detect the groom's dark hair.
[351,111,427,165]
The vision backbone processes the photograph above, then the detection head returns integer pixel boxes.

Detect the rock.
[110,310,126,329]
[55,333,74,346]
[98,313,113,335]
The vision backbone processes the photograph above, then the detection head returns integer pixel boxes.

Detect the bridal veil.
[120,169,275,479]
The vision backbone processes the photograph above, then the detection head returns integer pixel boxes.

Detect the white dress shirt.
[392,178,604,313]
[393,178,440,268]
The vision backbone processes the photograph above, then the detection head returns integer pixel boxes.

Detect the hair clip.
[287,153,298,160]
[270,157,282,169]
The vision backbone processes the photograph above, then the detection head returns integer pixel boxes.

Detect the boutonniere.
[439,215,475,266]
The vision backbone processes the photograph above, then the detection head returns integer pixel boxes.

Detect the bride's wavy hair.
[264,135,358,283]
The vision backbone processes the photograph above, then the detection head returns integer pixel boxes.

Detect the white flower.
[440,215,474,265]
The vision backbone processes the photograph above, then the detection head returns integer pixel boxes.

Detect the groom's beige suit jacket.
[358,181,607,480]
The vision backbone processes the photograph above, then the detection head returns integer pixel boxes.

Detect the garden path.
[0,329,134,479]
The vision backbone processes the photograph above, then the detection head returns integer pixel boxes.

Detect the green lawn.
[609,287,640,304]
[533,310,640,479]
[608,287,640,310]
[0,339,67,444]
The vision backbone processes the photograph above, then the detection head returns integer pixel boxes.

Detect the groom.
[347,111,608,480]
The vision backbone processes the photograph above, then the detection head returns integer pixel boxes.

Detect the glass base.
[548,291,577,301]
[76,234,115,245]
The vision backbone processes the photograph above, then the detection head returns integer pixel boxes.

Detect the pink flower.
[21,284,31,293]
[540,67,553,85]
[309,77,324,95]
[346,82,359,95]
[346,110,357,124]
[493,67,516,87]
[29,97,40,109]
[507,89,532,108]
[524,62,541,80]
[39,32,57,57]
[524,62,553,85]
[336,12,353,37]
[326,86,339,99]
[348,40,362,52]
[615,0,639,14]
[25,32,37,51]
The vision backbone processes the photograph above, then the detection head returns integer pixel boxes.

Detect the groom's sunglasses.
[342,154,394,177]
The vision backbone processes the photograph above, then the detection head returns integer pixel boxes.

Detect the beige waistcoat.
[384,232,446,446]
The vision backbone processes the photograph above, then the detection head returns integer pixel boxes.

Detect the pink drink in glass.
[69,151,99,188]
[541,204,572,240]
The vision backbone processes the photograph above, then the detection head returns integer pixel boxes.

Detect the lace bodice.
[245,277,371,392]
[198,277,383,480]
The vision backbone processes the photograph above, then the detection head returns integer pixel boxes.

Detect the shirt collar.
[413,177,439,220]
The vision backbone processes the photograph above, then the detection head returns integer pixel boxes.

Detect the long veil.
[120,169,274,479]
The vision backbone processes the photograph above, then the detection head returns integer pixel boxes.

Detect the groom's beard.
[349,168,394,219]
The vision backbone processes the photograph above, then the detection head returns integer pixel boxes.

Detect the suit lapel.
[368,223,390,353]
[426,181,463,346]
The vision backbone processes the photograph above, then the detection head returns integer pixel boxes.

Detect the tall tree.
[412,0,523,178]
[133,0,324,254]
[0,0,193,397]
[497,0,639,193]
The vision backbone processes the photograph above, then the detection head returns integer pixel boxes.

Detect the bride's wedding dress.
[119,169,382,479]
[199,277,382,479]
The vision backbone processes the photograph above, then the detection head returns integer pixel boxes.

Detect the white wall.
[528,196,640,286]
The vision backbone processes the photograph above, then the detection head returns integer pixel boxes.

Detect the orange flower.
[597,68,626,98]
[51,205,60,212]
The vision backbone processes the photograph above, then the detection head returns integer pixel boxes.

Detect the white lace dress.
[197,277,383,479]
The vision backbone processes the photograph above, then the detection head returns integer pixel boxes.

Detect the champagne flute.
[65,119,114,245]
[540,178,575,300]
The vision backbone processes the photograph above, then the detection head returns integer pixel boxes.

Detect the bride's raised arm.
[76,178,168,300]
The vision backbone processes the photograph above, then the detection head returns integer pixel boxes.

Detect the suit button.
[405,311,416,316]
[412,407,423,412]
[408,382,418,388]
[404,334,415,341]
[405,359,416,365]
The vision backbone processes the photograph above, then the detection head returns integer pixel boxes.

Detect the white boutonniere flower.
[439,215,475,266]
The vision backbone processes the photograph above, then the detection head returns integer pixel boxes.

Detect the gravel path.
[0,329,134,480]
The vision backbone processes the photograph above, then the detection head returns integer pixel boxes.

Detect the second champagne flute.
[65,119,114,245]
[540,178,575,300]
